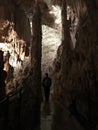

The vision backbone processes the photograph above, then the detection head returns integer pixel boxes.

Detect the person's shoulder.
[48,77,52,81]
[43,77,47,80]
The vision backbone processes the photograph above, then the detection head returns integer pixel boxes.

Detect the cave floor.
[40,90,84,130]
[41,94,54,130]
[4,79,96,130]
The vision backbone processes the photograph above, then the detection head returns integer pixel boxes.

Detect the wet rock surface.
[41,100,54,130]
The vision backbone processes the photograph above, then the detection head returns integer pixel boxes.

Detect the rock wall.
[0,0,31,53]
[52,0,98,130]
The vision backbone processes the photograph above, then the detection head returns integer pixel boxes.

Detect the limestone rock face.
[0,0,14,42]
[14,7,31,53]
[0,0,31,49]
[52,0,98,129]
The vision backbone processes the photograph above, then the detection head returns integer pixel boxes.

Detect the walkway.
[41,96,54,130]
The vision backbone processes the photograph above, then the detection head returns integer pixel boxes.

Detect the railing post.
[5,95,9,130]
[0,96,9,130]
[18,88,22,130]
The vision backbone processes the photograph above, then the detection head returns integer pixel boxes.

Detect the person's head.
[45,73,48,77]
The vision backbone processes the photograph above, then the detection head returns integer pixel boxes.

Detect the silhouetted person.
[42,73,52,102]
[0,67,7,100]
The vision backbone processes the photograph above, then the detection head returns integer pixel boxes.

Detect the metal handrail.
[0,86,24,130]
[0,86,23,103]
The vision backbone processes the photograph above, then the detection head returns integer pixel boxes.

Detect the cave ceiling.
[9,0,98,16]
[0,0,90,45]
[12,0,82,13]
[9,0,87,21]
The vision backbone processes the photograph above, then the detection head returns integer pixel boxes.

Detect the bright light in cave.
[42,6,62,76]
[49,5,61,25]
[0,41,29,76]
[0,43,8,50]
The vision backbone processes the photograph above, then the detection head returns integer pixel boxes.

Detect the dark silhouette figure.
[0,70,7,100]
[0,59,7,100]
[42,73,52,102]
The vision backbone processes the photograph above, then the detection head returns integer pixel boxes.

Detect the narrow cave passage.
[0,3,78,130]
[41,6,62,76]
[41,5,62,130]
[41,4,78,130]
[0,0,98,130]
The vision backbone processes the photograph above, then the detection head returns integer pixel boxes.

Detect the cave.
[0,0,98,130]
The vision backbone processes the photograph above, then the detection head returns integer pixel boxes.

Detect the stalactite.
[30,0,42,128]
[19,1,42,130]
[60,0,73,97]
